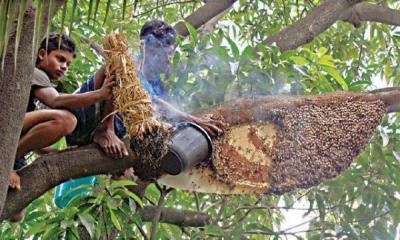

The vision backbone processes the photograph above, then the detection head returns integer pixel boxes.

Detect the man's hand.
[99,75,116,100]
[184,114,224,137]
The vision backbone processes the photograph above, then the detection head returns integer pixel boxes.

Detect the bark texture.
[262,0,362,52]
[340,2,400,28]
[1,89,399,220]
[0,2,36,217]
[174,0,237,36]
[0,0,66,216]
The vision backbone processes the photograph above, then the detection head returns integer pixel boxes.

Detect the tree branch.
[340,2,400,28]
[138,206,211,227]
[1,89,399,220]
[262,0,362,52]
[1,142,136,220]
[174,0,237,36]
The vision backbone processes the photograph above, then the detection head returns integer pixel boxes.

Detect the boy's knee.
[54,110,77,135]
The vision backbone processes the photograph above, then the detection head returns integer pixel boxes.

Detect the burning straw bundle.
[103,33,161,139]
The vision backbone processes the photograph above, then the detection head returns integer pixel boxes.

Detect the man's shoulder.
[32,68,55,88]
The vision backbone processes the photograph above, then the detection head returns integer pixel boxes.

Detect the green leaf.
[2,0,16,71]
[60,0,68,33]
[205,225,224,236]
[318,55,335,67]
[114,189,143,208]
[26,222,48,236]
[107,203,122,231]
[103,0,112,25]
[110,179,137,189]
[93,0,101,25]
[78,212,96,239]
[184,22,198,44]
[13,0,28,72]
[42,225,62,240]
[69,0,78,36]
[122,0,127,20]
[0,0,8,60]
[322,66,349,90]
[87,0,94,24]
[317,47,328,56]
[290,56,309,65]
[226,37,240,59]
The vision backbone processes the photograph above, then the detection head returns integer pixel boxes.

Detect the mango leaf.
[110,179,137,189]
[290,56,309,65]
[13,0,28,72]
[78,212,96,239]
[107,203,122,231]
[115,189,143,208]
[322,66,349,90]
[318,55,335,67]
[205,224,224,236]
[184,22,198,44]
[26,222,49,236]
[226,36,240,59]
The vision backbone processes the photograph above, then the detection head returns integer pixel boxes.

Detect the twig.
[194,192,200,211]
[212,196,227,224]
[150,186,168,240]
[222,197,262,229]
[134,221,149,240]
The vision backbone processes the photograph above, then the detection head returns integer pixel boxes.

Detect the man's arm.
[153,97,223,136]
[34,74,115,111]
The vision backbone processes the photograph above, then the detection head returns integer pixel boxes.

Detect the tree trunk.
[0,0,66,216]
[0,3,36,216]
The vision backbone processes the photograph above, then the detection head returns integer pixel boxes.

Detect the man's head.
[36,33,76,80]
[139,20,176,82]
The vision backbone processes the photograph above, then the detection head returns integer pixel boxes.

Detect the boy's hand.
[99,75,116,100]
[9,170,21,190]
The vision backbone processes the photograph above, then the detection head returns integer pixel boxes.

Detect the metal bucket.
[160,122,213,175]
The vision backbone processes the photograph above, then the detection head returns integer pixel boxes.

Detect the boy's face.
[37,49,74,80]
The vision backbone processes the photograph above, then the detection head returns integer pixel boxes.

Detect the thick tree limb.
[0,0,66,216]
[174,0,237,36]
[1,142,136,220]
[1,89,399,220]
[262,0,362,52]
[340,2,400,28]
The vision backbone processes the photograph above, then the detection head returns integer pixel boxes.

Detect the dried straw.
[103,33,161,139]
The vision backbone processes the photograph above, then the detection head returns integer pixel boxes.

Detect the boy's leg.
[92,67,128,158]
[10,110,76,188]
[16,109,77,160]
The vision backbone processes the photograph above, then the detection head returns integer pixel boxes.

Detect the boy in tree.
[65,20,222,159]
[9,33,116,192]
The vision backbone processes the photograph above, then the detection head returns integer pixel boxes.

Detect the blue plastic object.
[54,176,96,208]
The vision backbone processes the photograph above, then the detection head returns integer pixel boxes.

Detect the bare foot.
[9,170,21,190]
[93,129,128,158]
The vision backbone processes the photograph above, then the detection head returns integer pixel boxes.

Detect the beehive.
[212,99,385,194]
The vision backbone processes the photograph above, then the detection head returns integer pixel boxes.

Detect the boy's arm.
[33,75,115,110]
[153,97,223,136]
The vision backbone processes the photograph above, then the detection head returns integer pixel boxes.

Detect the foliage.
[1,0,400,239]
